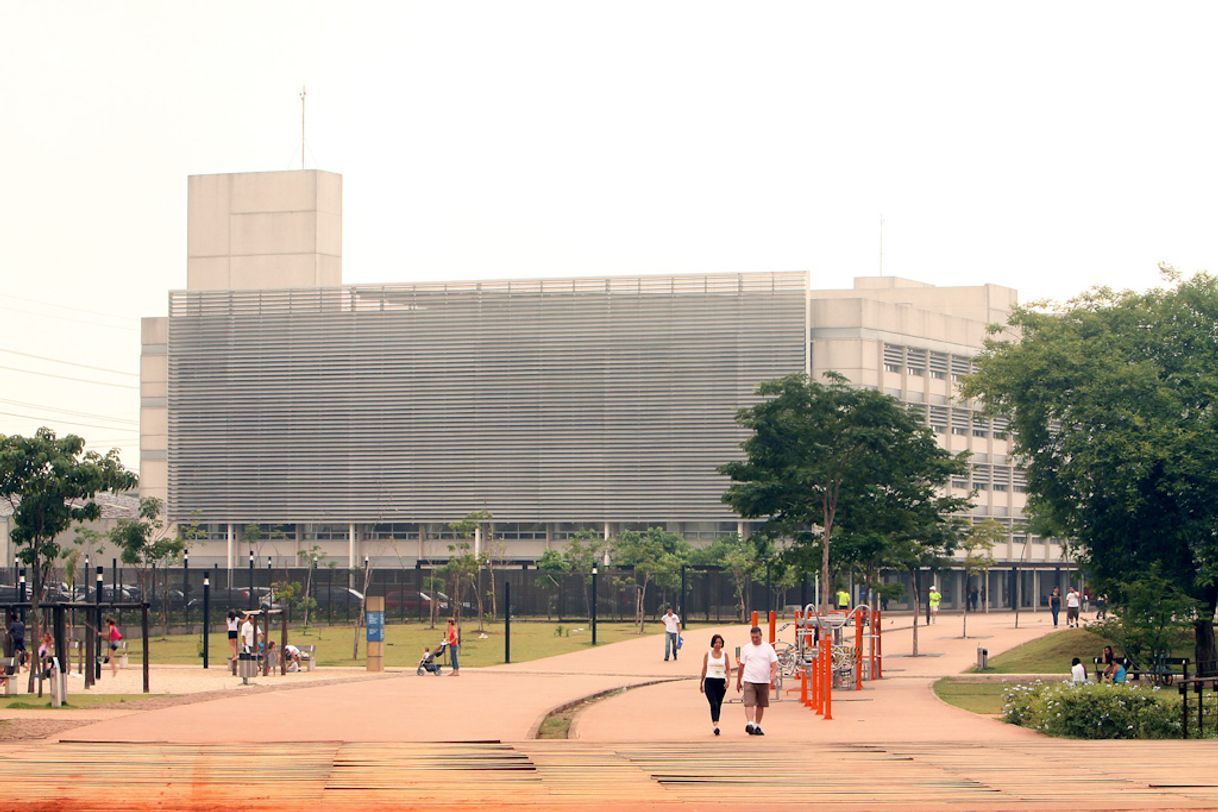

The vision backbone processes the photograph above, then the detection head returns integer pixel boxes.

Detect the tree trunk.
[1196,598,1217,677]
[962,588,969,639]
[303,566,314,628]
[911,568,921,657]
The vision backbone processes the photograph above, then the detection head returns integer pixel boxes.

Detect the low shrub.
[1002,680,1183,739]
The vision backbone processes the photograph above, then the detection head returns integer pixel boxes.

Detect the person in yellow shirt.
[835,588,850,610]
[928,586,942,624]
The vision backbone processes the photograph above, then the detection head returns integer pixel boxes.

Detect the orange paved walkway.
[5,610,1218,810]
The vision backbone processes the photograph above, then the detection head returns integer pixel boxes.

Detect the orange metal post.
[751,610,759,629]
[812,652,821,714]
[768,610,777,644]
[800,668,809,707]
[821,634,833,720]
[855,610,864,690]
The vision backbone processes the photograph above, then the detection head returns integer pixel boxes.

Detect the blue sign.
[366,610,385,643]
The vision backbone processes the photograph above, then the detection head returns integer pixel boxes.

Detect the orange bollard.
[821,634,833,721]
[800,668,809,707]
[855,610,864,691]
[768,610,777,644]
[811,653,821,714]
[751,610,759,629]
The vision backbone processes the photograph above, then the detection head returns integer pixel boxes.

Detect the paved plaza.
[3,611,1217,810]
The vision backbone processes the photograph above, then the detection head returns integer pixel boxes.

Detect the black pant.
[704,677,726,723]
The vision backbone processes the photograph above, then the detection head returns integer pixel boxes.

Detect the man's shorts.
[1067,607,1079,621]
[742,682,770,708]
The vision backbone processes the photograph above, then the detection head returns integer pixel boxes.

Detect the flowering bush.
[1002,680,1183,739]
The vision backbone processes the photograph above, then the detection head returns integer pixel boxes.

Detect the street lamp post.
[202,572,210,669]
[94,565,104,680]
[183,552,190,633]
[591,566,598,646]
[248,551,255,611]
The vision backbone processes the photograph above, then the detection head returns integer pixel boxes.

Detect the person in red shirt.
[446,618,461,676]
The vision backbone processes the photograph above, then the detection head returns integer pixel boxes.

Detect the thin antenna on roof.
[299,86,307,169]
[879,215,885,276]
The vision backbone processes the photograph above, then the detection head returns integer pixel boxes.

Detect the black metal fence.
[2,563,1084,629]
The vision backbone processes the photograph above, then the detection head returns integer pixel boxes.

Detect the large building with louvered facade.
[140,168,1076,605]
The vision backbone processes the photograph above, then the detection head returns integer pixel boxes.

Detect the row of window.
[194,521,744,542]
[883,343,975,381]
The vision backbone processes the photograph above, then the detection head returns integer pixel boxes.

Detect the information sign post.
[366,595,385,672]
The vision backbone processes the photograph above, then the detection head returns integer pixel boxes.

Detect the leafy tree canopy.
[720,372,969,611]
[963,269,1218,672]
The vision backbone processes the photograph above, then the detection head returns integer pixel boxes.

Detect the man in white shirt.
[1065,587,1081,628]
[240,613,256,653]
[662,607,682,661]
[736,625,779,735]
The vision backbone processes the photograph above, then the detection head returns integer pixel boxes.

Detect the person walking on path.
[446,617,461,676]
[1065,587,1081,628]
[699,633,732,736]
[1049,587,1061,628]
[226,610,240,665]
[928,586,941,624]
[662,606,682,661]
[7,612,25,673]
[835,588,850,610]
[104,617,122,677]
[736,625,778,736]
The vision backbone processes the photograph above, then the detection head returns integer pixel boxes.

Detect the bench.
[1094,656,1190,685]
[1,657,17,696]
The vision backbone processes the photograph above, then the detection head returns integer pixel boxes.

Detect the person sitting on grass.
[1070,657,1087,684]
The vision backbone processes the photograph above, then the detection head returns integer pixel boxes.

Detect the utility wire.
[0,365,138,390]
[0,398,137,425]
[3,292,139,322]
[0,410,141,432]
[0,348,137,377]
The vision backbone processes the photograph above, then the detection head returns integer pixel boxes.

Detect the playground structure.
[751,603,883,721]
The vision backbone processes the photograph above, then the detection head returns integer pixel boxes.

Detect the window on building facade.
[493,523,547,540]
[368,523,420,540]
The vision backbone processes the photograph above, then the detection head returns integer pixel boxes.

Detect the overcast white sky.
[2,2,1217,474]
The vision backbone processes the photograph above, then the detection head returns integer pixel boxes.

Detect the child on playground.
[104,617,122,677]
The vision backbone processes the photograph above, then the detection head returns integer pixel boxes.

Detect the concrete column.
[737,520,746,540]
[602,522,611,565]
[984,568,991,613]
[1032,569,1039,613]
[348,523,356,569]
[474,526,482,559]
[226,524,234,572]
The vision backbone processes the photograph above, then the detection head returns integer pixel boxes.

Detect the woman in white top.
[226,610,240,664]
[699,634,733,736]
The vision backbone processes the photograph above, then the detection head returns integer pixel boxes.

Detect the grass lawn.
[984,628,1113,674]
[933,678,1012,714]
[0,693,156,710]
[983,626,1195,674]
[123,620,661,668]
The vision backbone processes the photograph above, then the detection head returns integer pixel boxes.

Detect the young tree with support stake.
[720,373,969,617]
[0,428,137,691]
[960,519,1000,639]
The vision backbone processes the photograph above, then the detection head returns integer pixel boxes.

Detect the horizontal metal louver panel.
[167,272,808,524]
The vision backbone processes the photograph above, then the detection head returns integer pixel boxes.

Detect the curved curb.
[528,677,690,740]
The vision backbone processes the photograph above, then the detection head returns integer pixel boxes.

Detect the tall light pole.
[591,566,598,646]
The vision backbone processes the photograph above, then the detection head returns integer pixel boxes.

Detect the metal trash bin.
[977,646,989,670]
[238,652,258,684]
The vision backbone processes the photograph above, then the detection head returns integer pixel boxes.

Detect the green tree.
[107,497,186,636]
[0,428,137,689]
[696,534,763,621]
[449,511,493,622]
[721,372,969,614]
[1093,566,1199,677]
[561,529,607,619]
[535,548,571,620]
[963,270,1218,673]
[960,519,1001,639]
[442,542,480,628]
[296,545,328,628]
[611,527,691,632]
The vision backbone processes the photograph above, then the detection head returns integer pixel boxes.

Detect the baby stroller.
[417,642,447,676]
